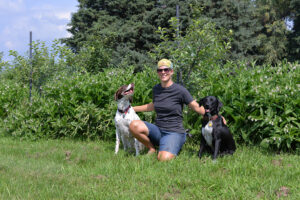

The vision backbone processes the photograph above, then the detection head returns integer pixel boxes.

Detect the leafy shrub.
[3,40,78,88]
[0,37,299,151]
[185,61,300,151]
[1,67,157,140]
[0,79,28,118]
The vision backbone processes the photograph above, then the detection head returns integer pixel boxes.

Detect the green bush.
[0,44,299,151]
[1,67,157,140]
[185,61,300,151]
[0,79,28,118]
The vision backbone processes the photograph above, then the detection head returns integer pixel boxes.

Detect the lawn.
[0,137,299,199]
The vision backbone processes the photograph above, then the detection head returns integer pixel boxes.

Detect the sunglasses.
[157,68,171,73]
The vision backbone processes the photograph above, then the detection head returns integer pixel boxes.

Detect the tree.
[254,0,290,64]
[195,0,299,64]
[0,52,7,72]
[151,15,231,91]
[195,0,264,63]
[63,0,193,70]
[288,0,300,61]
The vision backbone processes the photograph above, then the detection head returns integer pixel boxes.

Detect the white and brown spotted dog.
[114,83,145,156]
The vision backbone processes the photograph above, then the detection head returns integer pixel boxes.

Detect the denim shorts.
[144,121,186,155]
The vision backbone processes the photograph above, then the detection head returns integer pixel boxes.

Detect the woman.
[129,59,205,161]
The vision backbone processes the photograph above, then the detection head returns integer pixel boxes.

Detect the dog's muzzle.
[205,109,212,119]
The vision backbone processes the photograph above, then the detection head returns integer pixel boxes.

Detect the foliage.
[151,15,231,88]
[72,37,113,73]
[257,20,288,64]
[288,0,300,61]
[63,0,195,70]
[0,67,157,140]
[254,0,290,64]
[185,61,300,151]
[62,0,300,70]
[2,40,79,91]
[1,52,299,151]
[0,36,299,151]
[0,79,28,119]
[195,0,264,62]
[0,52,8,72]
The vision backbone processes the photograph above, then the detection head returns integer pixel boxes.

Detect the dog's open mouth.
[204,108,212,118]
[123,84,134,95]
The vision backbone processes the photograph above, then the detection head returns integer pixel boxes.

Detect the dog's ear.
[217,98,223,111]
[114,86,123,101]
[114,92,118,101]
[198,98,205,106]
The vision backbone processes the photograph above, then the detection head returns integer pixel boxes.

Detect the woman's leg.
[129,120,156,153]
[157,131,186,161]
[157,151,175,161]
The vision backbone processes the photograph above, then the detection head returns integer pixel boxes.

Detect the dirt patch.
[272,158,283,167]
[163,188,181,200]
[275,186,290,198]
[94,175,107,180]
[65,151,71,160]
[257,191,265,199]
[0,165,7,172]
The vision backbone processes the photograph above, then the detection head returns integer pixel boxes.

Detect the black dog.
[198,96,236,160]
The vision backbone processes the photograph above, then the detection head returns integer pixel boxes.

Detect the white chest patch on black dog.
[202,120,213,147]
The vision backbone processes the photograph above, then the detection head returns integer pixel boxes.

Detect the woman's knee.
[129,120,140,132]
[129,120,146,134]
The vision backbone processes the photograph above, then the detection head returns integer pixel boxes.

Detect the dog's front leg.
[198,145,205,159]
[198,137,206,159]
[115,129,120,154]
[134,139,140,156]
[213,139,221,160]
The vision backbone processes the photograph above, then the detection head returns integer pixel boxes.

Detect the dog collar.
[118,105,131,115]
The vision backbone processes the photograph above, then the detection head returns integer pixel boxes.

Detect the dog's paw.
[212,159,218,164]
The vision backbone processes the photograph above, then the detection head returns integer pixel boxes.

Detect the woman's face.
[157,66,173,82]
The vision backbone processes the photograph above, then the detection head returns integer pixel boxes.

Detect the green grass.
[0,137,299,200]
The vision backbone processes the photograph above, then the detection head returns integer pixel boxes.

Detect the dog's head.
[114,83,135,101]
[198,96,223,117]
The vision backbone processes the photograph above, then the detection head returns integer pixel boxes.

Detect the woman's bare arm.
[188,100,205,115]
[188,100,227,124]
[133,102,154,112]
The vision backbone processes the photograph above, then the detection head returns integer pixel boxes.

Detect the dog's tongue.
[205,109,210,113]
